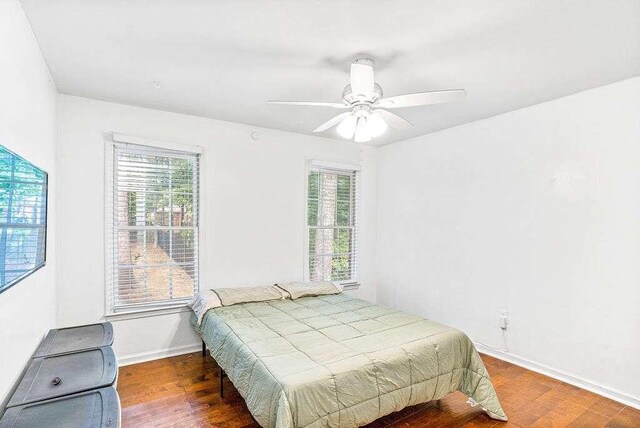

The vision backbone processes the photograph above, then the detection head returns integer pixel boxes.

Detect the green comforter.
[194,293,507,427]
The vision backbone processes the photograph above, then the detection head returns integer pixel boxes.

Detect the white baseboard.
[117,343,202,366]
[474,342,640,410]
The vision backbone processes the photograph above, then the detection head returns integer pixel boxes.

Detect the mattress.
[193,293,507,427]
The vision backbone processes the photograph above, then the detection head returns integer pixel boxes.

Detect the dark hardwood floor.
[117,352,640,427]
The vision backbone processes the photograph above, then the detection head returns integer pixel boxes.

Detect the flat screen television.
[0,145,48,294]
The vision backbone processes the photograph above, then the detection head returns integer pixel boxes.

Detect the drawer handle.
[51,377,62,386]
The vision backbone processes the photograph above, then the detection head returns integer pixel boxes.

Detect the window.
[106,141,200,313]
[0,146,47,293]
[306,162,359,284]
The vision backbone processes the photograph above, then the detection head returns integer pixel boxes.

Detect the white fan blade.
[350,59,375,96]
[313,112,352,133]
[374,109,413,129]
[377,89,465,108]
[268,101,348,109]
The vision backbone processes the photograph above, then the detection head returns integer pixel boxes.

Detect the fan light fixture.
[354,117,371,143]
[268,58,466,142]
[336,115,357,139]
[337,111,387,142]
[365,113,387,137]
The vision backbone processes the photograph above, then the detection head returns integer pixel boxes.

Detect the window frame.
[104,134,205,316]
[303,160,361,287]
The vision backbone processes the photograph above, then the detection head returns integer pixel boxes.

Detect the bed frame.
[202,339,226,398]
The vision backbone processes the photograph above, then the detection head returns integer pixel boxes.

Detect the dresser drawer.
[6,347,117,408]
[34,323,114,358]
[0,387,120,428]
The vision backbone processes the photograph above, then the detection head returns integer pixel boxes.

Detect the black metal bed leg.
[202,339,225,399]
[219,368,225,398]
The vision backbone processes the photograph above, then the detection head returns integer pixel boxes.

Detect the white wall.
[377,76,640,406]
[57,95,377,363]
[0,1,58,403]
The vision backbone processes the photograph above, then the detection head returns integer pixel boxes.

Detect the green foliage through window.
[307,166,357,282]
[0,145,47,293]
[112,146,199,309]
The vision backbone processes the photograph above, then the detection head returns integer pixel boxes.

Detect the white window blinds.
[107,143,200,312]
[306,163,359,283]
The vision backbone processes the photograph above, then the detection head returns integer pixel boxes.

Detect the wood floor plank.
[458,413,499,427]
[566,409,612,427]
[607,407,640,428]
[529,400,592,427]
[587,397,626,418]
[117,352,640,427]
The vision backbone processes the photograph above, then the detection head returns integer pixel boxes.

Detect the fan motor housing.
[342,83,383,106]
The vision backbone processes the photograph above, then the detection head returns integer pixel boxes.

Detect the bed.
[191,288,507,428]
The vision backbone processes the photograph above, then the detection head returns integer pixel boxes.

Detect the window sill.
[104,304,191,321]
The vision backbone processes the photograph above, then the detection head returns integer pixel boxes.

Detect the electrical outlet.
[499,310,509,330]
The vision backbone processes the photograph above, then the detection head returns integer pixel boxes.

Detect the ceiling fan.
[267,58,465,143]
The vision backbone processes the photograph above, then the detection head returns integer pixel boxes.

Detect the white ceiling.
[22,0,640,146]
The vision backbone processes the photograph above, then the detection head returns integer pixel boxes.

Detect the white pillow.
[275,281,343,299]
